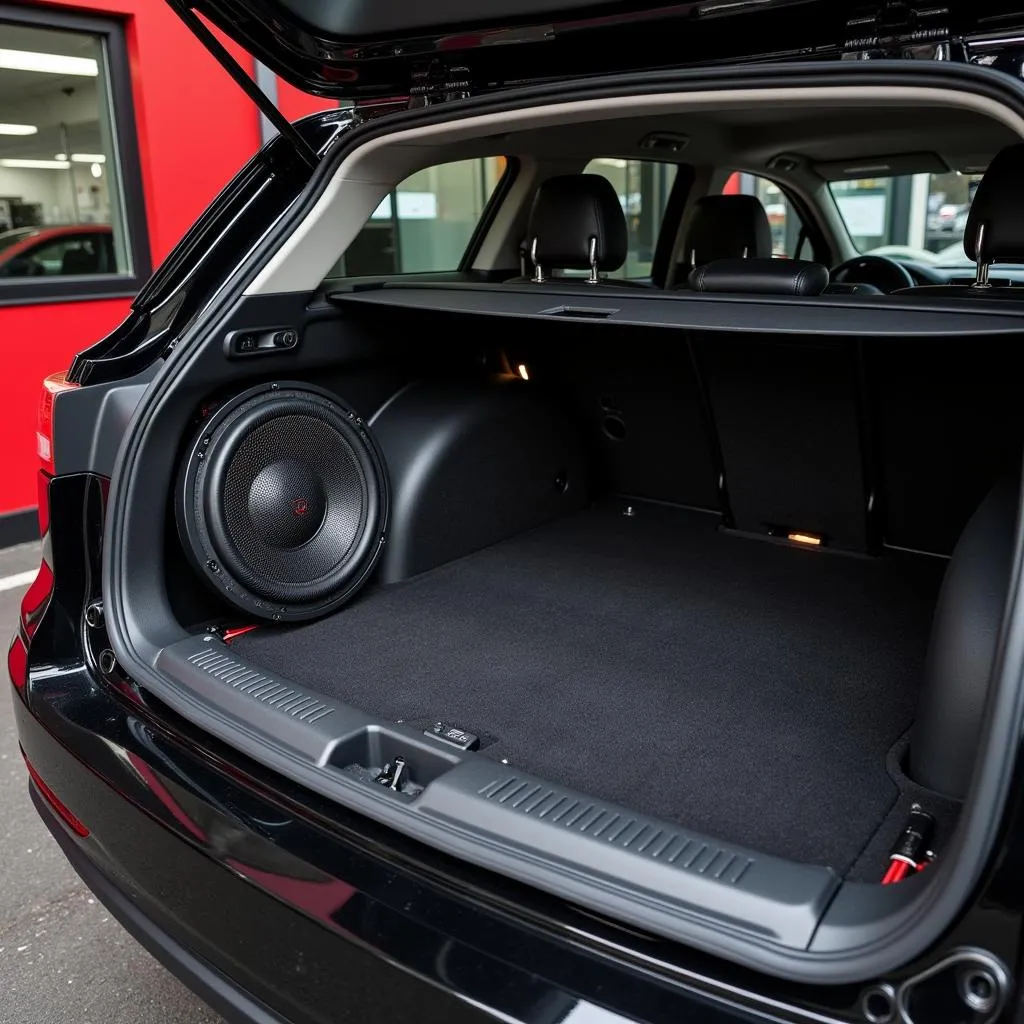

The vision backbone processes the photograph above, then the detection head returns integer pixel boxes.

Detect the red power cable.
[882,859,912,885]
[222,624,259,642]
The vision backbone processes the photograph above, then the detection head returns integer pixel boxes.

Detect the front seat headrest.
[526,174,627,281]
[688,257,829,296]
[684,195,773,266]
[964,143,1024,268]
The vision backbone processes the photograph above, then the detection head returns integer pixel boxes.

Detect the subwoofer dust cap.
[177,383,389,621]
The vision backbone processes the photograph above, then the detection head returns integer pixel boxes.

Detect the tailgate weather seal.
[156,635,839,954]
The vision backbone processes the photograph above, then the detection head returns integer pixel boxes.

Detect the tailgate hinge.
[408,61,473,108]
[843,2,966,61]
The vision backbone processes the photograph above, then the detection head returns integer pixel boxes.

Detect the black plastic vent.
[479,776,753,884]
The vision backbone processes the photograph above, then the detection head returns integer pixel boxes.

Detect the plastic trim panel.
[329,285,1024,337]
[156,634,839,953]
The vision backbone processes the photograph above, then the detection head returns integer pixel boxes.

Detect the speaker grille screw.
[207,560,220,573]
[85,602,104,628]
[98,649,118,675]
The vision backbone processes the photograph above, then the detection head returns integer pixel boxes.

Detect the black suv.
[13,1,1024,1021]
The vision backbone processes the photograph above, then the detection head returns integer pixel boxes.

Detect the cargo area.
[144,305,1022,893]
[234,496,950,877]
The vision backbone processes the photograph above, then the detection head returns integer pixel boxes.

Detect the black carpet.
[235,502,947,873]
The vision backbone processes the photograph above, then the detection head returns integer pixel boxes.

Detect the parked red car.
[0,225,114,277]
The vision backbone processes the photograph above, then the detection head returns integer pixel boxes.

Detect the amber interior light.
[788,532,822,546]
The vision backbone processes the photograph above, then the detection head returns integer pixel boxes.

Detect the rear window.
[334,157,509,277]
[829,172,984,267]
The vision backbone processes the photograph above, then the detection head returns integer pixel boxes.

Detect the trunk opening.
[232,497,952,878]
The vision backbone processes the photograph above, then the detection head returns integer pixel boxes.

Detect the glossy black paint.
[183,0,1024,100]
[10,472,1024,1024]
[18,42,1024,1024]
[67,110,353,387]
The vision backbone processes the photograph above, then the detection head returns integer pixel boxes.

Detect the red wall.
[276,79,338,122]
[0,1,273,521]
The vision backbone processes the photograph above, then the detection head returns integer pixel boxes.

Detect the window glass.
[583,158,678,278]
[0,22,132,282]
[336,157,508,276]
[721,172,808,258]
[829,172,984,267]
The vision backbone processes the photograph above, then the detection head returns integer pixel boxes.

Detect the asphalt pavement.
[0,542,223,1024]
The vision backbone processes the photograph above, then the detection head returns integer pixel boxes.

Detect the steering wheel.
[830,254,914,293]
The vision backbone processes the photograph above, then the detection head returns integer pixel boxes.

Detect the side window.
[0,14,149,296]
[583,158,678,279]
[336,157,509,277]
[721,172,810,258]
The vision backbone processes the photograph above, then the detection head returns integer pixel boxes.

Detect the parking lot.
[0,542,222,1024]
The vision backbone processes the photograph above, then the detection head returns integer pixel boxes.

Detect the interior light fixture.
[787,532,822,547]
[0,48,98,76]
[55,153,107,163]
[517,363,530,380]
[0,158,71,169]
[0,123,38,136]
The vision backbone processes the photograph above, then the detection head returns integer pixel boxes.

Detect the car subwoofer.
[177,382,389,621]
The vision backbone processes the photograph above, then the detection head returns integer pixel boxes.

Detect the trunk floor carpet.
[235,501,946,873]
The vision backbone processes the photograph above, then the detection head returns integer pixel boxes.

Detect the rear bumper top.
[11,663,782,1024]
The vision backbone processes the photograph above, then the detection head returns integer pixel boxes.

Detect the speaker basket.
[177,382,389,621]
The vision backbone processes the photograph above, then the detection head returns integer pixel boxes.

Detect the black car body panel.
[179,0,1024,100]
[13,474,1024,1024]
[15,7,1024,1016]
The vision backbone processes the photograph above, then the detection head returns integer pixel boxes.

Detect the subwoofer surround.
[177,382,389,622]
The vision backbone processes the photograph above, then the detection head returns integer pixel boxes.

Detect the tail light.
[11,372,79,690]
[36,371,78,535]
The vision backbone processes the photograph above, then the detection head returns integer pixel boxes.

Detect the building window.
[336,157,509,277]
[0,9,149,298]
[584,158,678,279]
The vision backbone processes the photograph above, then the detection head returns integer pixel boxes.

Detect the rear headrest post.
[530,237,545,284]
[972,222,991,289]
[587,236,600,285]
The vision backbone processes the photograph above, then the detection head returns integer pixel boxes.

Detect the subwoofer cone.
[177,383,389,622]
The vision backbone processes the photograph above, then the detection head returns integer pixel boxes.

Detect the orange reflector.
[517,363,529,380]
[788,532,822,546]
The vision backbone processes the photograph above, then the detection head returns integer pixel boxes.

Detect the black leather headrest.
[684,195,773,266]
[965,143,1024,264]
[527,174,627,272]
[688,258,829,296]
